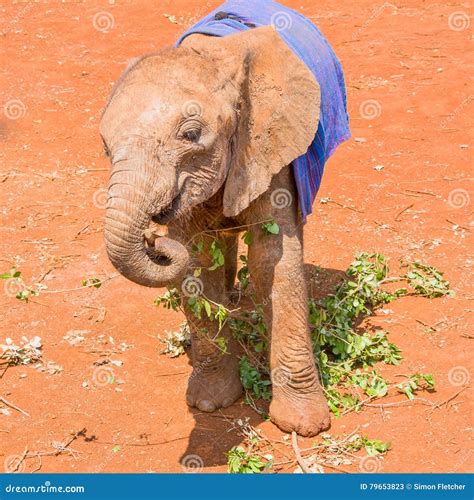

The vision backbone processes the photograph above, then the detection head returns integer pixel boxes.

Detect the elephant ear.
[221,26,321,217]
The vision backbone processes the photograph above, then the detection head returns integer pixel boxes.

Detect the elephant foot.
[270,385,331,437]
[186,356,242,412]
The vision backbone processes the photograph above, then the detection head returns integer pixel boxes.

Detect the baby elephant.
[100,2,350,436]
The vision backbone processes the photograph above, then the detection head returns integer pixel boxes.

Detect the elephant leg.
[184,236,242,412]
[245,170,330,437]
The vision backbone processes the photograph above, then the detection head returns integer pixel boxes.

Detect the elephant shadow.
[180,264,349,469]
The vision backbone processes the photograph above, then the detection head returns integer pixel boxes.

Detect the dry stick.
[316,461,350,474]
[54,428,86,454]
[19,428,87,471]
[405,189,436,197]
[328,200,364,213]
[291,432,314,473]
[154,372,187,377]
[0,362,10,379]
[446,219,471,232]
[415,318,438,331]
[364,398,434,409]
[433,387,467,410]
[31,454,42,474]
[95,436,189,447]
[10,446,28,473]
[186,218,274,246]
[395,203,414,221]
[340,425,361,443]
[42,274,119,294]
[0,396,30,417]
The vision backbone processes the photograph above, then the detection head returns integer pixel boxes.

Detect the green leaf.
[83,277,102,288]
[242,231,252,245]
[208,240,225,271]
[203,299,212,318]
[261,221,280,235]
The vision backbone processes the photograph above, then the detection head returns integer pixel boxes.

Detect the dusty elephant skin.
[100,26,330,437]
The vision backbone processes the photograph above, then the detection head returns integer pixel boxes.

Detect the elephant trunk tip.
[105,220,190,289]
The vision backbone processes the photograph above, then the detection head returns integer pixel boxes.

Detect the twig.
[31,454,42,473]
[405,189,436,197]
[0,396,30,417]
[446,219,471,232]
[328,200,364,213]
[73,223,91,240]
[291,432,314,473]
[186,218,274,245]
[54,428,86,454]
[94,436,189,447]
[395,203,414,221]
[10,446,28,472]
[433,387,467,410]
[340,426,361,443]
[317,461,350,473]
[42,274,119,294]
[415,319,438,332]
[365,398,434,409]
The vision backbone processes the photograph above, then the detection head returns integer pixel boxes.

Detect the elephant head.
[100,26,320,288]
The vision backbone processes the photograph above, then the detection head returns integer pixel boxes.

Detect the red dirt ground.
[0,0,472,474]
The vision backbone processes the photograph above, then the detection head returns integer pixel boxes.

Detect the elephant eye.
[181,128,201,143]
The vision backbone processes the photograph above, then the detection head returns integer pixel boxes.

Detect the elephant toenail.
[197,400,216,412]
[186,395,195,407]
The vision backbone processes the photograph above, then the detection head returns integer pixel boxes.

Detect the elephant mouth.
[151,190,194,225]
[151,193,183,225]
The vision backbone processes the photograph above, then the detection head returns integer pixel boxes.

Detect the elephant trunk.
[104,164,190,288]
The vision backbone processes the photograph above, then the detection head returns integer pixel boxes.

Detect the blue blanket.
[176,0,350,222]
